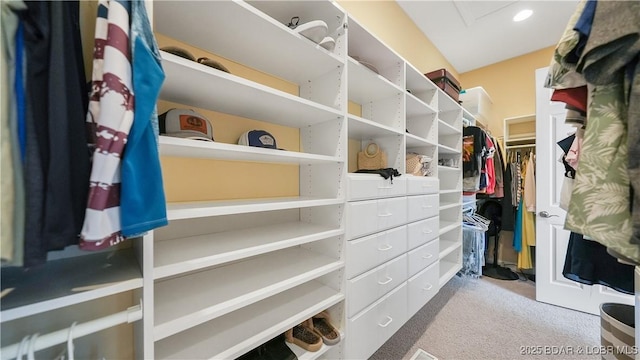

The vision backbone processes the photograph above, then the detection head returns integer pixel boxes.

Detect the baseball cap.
[238,130,283,150]
[159,109,214,142]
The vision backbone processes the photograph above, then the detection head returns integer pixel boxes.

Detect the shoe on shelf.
[285,319,323,352]
[310,311,340,346]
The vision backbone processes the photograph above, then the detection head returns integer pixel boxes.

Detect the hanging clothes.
[490,137,505,198]
[80,0,133,250]
[484,135,496,195]
[120,0,168,237]
[523,152,536,213]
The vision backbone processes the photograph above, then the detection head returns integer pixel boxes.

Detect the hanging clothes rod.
[1,303,142,360]
[506,143,536,149]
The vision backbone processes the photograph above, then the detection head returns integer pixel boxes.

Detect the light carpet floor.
[370,274,601,360]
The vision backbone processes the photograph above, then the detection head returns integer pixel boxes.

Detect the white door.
[534,67,633,315]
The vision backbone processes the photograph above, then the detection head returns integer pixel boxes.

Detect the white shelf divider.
[347,115,404,139]
[154,281,344,360]
[439,221,461,236]
[347,57,403,104]
[439,261,462,287]
[159,136,342,164]
[153,247,344,340]
[439,203,462,211]
[160,52,342,127]
[439,241,461,260]
[154,222,343,280]
[406,92,437,117]
[166,196,344,221]
[406,134,437,148]
[438,144,461,155]
[438,119,461,135]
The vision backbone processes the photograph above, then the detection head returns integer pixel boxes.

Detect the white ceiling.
[396,0,579,73]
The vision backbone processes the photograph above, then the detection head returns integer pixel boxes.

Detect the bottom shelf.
[287,332,345,360]
[155,280,344,360]
[439,260,462,287]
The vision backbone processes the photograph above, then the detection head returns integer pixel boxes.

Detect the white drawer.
[407,262,439,318]
[406,176,439,195]
[407,194,439,223]
[347,254,407,317]
[407,217,439,250]
[408,240,439,277]
[347,197,407,240]
[348,174,407,201]
[346,283,407,360]
[346,225,407,279]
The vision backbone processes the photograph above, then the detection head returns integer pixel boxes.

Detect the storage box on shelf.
[459,86,492,130]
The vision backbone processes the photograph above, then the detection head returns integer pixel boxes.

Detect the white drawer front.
[407,217,439,250]
[406,176,439,195]
[407,262,439,318]
[346,283,408,360]
[408,240,439,277]
[348,174,407,201]
[347,197,407,240]
[407,194,439,223]
[346,225,407,279]
[347,254,407,317]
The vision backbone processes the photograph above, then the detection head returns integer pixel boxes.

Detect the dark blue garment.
[120,0,168,236]
[513,197,523,252]
[15,21,25,162]
[569,0,597,63]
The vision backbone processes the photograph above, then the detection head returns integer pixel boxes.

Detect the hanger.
[16,335,30,360]
[67,322,76,360]
[27,333,39,360]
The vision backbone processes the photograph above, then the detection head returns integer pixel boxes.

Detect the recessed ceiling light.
[513,9,533,22]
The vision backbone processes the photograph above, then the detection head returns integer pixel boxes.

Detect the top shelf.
[154,1,344,85]
[437,90,462,113]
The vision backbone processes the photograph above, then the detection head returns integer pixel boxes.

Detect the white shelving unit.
[1,2,466,359]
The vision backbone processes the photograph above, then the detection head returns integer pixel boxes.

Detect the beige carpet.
[370,274,601,360]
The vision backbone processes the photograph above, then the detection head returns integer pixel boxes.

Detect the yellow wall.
[337,0,459,79]
[460,46,555,137]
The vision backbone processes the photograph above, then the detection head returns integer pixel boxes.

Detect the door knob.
[538,211,559,218]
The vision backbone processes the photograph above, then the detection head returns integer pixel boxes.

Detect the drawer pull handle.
[422,229,433,234]
[422,253,433,259]
[378,244,393,251]
[378,213,393,217]
[378,316,393,328]
[378,276,393,285]
[377,186,393,190]
[423,284,433,291]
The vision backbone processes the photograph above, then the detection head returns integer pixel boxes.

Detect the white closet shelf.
[288,331,345,360]
[154,1,343,85]
[438,144,461,155]
[406,92,437,117]
[161,52,342,128]
[155,280,344,360]
[439,189,461,194]
[159,136,342,165]
[347,57,403,104]
[437,165,460,172]
[154,247,343,340]
[347,115,403,139]
[406,134,437,148]
[405,63,438,95]
[154,222,343,280]
[437,90,462,113]
[438,119,461,135]
[439,221,461,236]
[439,260,462,287]
[0,249,141,323]
[166,196,344,221]
[439,241,461,260]
[439,203,462,211]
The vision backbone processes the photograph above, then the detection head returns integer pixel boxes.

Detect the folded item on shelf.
[159,108,214,141]
[351,55,379,74]
[318,36,335,51]
[160,46,196,61]
[197,57,230,73]
[287,16,328,44]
